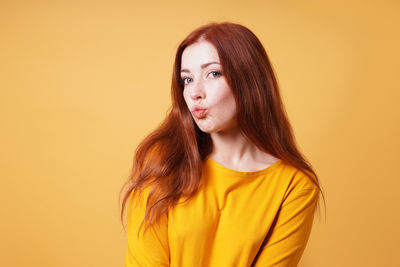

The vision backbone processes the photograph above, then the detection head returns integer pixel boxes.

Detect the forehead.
[181,41,220,69]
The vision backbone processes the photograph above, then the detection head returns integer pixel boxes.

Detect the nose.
[190,78,206,100]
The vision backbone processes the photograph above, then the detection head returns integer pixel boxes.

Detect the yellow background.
[1,0,399,266]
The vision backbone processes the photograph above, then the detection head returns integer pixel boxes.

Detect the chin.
[195,124,216,134]
[198,122,238,135]
[197,127,214,134]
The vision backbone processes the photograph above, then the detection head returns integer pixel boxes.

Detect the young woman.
[120,21,325,267]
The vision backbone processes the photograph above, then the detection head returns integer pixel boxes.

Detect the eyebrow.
[180,61,220,73]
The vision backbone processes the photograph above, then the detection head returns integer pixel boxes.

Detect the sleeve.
[125,186,170,267]
[253,187,319,267]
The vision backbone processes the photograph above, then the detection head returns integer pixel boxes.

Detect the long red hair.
[120,21,325,235]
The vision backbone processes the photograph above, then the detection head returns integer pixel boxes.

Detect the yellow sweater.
[125,156,319,267]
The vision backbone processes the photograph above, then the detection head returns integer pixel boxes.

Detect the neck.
[208,128,265,165]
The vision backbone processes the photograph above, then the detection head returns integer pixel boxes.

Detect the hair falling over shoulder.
[120,21,326,235]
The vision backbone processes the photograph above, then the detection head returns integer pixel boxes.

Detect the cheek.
[215,89,236,112]
[182,90,190,106]
[225,98,237,119]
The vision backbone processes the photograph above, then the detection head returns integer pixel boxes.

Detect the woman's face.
[181,40,237,134]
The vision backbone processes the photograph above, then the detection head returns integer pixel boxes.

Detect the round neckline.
[205,156,282,177]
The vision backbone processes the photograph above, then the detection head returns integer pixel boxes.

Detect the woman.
[120,21,325,267]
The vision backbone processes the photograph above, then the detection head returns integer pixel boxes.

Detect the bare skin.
[208,126,280,172]
[181,40,279,172]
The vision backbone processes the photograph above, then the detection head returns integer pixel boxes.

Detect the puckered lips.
[192,105,207,118]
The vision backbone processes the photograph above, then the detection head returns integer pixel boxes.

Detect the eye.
[180,77,193,86]
[209,71,222,78]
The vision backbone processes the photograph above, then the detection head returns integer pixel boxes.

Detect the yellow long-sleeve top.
[125,156,319,267]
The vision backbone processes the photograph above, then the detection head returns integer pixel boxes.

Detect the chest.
[168,176,284,251]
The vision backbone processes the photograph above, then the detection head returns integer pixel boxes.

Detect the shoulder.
[277,162,319,202]
[128,184,155,212]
